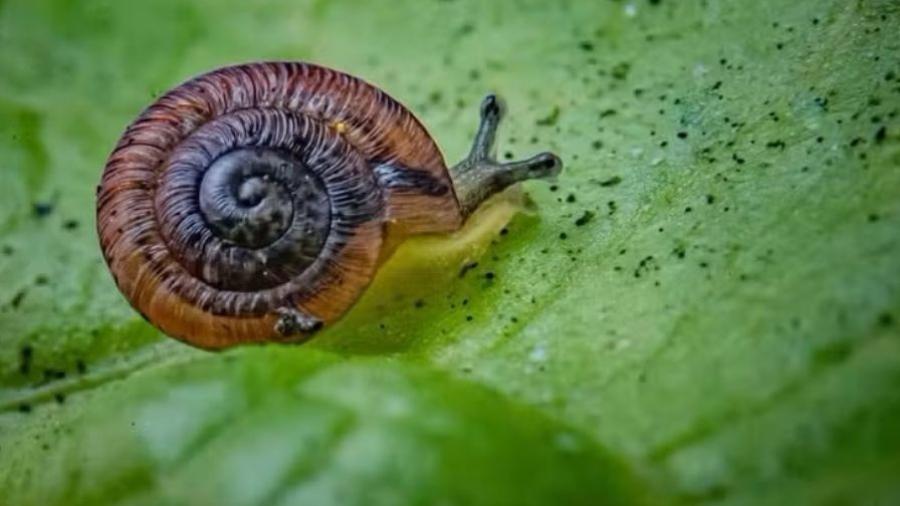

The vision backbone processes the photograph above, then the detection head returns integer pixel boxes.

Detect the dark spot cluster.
[633,255,659,279]
[400,1,897,346]
[16,343,89,392]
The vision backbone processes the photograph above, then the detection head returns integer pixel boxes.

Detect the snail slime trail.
[97,62,561,349]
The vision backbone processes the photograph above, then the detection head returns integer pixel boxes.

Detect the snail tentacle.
[450,95,563,218]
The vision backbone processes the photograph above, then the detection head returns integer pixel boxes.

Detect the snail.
[97,62,561,349]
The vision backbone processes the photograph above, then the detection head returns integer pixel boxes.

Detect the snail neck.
[449,95,562,219]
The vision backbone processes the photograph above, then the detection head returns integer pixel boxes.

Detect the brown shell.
[97,62,464,349]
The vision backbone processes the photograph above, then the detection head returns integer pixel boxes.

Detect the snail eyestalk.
[449,94,562,219]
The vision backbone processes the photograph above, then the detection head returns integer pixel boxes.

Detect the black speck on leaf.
[574,211,595,227]
[11,290,26,308]
[600,109,617,118]
[458,261,479,278]
[32,202,54,217]
[611,62,631,80]
[43,369,66,382]
[813,341,853,366]
[536,106,560,126]
[597,176,622,187]
[874,126,887,143]
[19,345,33,375]
[456,23,474,36]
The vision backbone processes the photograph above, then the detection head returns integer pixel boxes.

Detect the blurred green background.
[1,0,898,504]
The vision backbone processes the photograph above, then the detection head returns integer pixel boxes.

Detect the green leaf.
[1,0,898,504]
[2,349,646,505]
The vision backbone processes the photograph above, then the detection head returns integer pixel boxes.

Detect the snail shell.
[97,62,560,349]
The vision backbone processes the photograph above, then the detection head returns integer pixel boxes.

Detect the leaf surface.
[1,0,898,504]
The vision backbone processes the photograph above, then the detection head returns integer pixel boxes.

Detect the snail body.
[97,62,561,349]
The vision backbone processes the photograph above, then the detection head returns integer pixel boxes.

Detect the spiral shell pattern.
[97,62,461,349]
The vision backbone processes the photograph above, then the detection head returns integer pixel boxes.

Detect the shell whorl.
[97,62,461,349]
